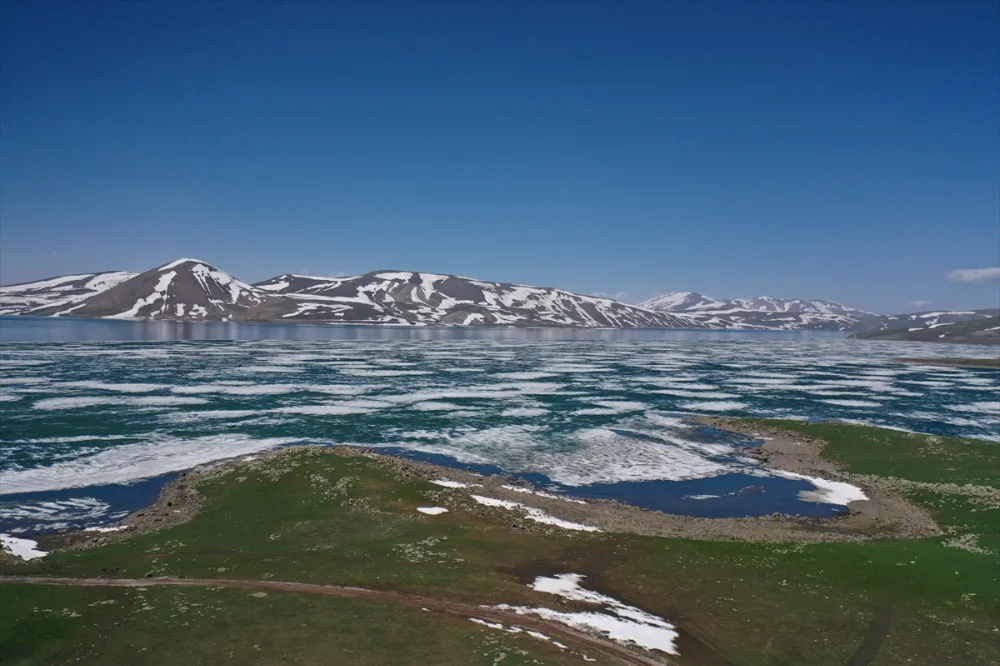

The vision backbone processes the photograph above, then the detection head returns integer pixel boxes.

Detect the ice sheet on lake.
[0,434,304,495]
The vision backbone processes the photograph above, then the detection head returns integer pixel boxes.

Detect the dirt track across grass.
[0,575,670,666]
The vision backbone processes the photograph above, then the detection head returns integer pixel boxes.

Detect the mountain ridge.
[3,261,996,332]
[638,291,881,331]
[7,260,699,329]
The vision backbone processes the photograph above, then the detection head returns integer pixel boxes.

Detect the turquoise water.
[1,319,997,534]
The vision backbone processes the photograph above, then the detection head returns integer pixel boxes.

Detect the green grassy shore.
[2,421,997,665]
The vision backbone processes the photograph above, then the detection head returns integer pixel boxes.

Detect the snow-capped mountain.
[8,260,994,331]
[0,271,136,316]
[8,261,700,328]
[851,314,1000,344]
[638,291,877,330]
[28,259,267,320]
[252,271,698,328]
[850,308,1000,334]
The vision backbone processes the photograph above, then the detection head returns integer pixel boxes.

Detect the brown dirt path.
[0,575,671,666]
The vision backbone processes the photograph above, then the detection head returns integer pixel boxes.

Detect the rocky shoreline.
[29,418,948,558]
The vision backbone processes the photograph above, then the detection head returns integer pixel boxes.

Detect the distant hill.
[637,291,877,330]
[9,259,700,329]
[4,261,996,333]
[639,291,999,335]
[0,271,136,316]
[850,316,1000,345]
[252,271,697,328]
[28,259,266,320]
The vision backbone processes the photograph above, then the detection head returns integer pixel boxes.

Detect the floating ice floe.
[679,400,748,412]
[471,495,599,532]
[769,470,868,505]
[0,534,48,560]
[0,434,304,495]
[495,574,679,655]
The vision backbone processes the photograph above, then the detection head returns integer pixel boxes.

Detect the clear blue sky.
[2,1,998,313]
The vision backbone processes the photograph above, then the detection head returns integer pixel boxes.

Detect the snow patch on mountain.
[0,271,136,315]
[638,291,877,331]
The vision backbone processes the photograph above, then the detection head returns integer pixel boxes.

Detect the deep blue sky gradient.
[2,1,998,312]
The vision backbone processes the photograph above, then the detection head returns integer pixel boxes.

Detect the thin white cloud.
[910,300,932,308]
[590,291,631,302]
[944,267,1000,285]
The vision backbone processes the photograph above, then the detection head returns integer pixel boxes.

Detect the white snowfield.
[471,495,600,532]
[0,270,135,315]
[0,534,48,560]
[638,291,878,331]
[5,260,995,330]
[255,270,698,328]
[494,574,680,656]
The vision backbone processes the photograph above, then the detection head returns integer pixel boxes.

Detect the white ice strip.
[581,400,647,413]
[948,401,1000,415]
[377,382,565,404]
[682,494,721,500]
[339,369,431,377]
[273,405,375,415]
[471,495,600,532]
[173,384,300,395]
[678,400,748,412]
[652,389,742,399]
[83,525,129,533]
[33,396,209,410]
[727,377,798,386]
[59,381,171,393]
[417,507,449,515]
[492,372,560,380]
[501,407,550,417]
[501,485,587,504]
[539,364,615,373]
[160,410,259,422]
[0,534,48,560]
[644,414,692,428]
[430,479,480,489]
[769,470,868,505]
[0,377,51,385]
[5,435,136,445]
[0,435,303,495]
[819,399,882,408]
[410,401,470,411]
[0,497,111,522]
[494,574,678,655]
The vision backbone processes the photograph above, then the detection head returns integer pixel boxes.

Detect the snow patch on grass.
[471,495,599,532]
[1,534,47,560]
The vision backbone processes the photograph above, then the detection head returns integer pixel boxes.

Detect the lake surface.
[1,318,997,535]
